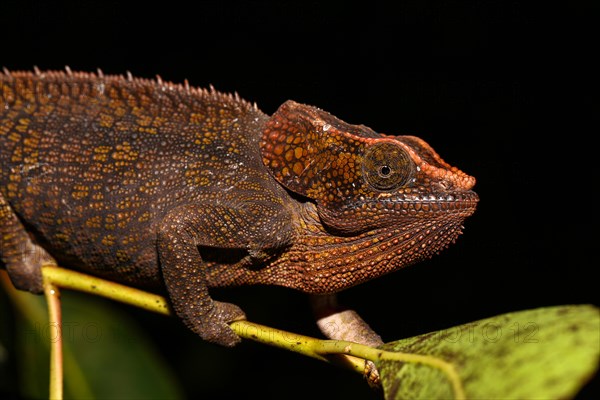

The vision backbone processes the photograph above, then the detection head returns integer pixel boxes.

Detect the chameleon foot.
[190,301,247,347]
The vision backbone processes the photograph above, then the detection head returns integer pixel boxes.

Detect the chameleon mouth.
[375,190,479,217]
[319,190,478,236]
[406,190,478,214]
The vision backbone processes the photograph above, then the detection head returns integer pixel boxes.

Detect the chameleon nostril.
[435,180,451,191]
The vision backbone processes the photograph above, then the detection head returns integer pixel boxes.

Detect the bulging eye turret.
[362,142,414,191]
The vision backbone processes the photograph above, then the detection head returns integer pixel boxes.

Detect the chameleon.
[0,69,478,347]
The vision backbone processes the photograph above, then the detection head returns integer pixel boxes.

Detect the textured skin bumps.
[1,70,478,346]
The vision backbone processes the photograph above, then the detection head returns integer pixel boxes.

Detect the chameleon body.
[0,70,478,346]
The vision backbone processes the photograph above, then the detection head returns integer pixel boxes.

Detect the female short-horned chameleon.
[0,69,478,347]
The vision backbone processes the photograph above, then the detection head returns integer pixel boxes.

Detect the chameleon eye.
[363,142,414,190]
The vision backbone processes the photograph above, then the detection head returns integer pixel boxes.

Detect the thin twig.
[43,278,63,400]
[39,266,465,399]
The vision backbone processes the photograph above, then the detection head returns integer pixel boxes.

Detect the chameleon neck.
[255,201,469,293]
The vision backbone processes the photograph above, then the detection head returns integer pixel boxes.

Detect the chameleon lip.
[362,190,479,211]
[399,190,479,204]
[410,191,479,215]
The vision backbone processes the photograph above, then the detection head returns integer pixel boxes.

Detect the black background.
[1,1,596,399]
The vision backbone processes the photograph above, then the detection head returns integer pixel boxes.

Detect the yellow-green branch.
[43,279,63,400]
[39,265,465,399]
[227,321,464,399]
[42,265,170,315]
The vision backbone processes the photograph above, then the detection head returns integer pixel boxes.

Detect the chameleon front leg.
[157,202,292,347]
[0,193,54,293]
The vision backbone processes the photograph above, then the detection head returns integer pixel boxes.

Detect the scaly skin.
[0,69,478,346]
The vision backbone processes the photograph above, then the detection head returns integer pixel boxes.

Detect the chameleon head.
[261,100,478,290]
[261,100,478,232]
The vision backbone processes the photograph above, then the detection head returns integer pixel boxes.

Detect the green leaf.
[377,304,599,400]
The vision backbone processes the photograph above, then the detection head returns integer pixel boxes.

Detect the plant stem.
[43,279,63,400]
[42,265,170,315]
[40,266,465,399]
[229,320,465,399]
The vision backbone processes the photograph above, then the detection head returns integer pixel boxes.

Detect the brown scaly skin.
[0,69,478,346]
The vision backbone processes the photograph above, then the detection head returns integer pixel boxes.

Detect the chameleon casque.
[0,69,478,347]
